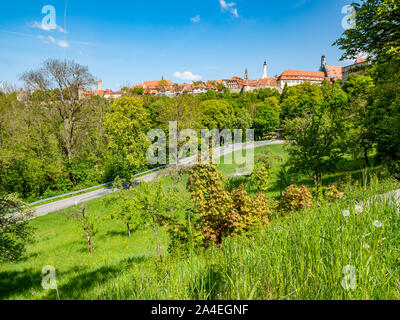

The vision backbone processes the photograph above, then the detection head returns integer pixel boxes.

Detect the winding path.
[32,140,284,218]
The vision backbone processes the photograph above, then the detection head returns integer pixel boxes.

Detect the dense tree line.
[1,0,399,201]
[0,65,281,201]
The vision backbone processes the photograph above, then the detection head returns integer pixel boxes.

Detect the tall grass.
[93,178,399,300]
[1,143,399,300]
[2,177,398,300]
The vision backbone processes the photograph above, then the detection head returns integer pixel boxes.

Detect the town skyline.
[1,0,356,90]
[80,55,365,99]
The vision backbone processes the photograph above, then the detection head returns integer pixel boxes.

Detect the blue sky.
[0,0,355,90]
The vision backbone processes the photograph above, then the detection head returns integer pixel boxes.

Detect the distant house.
[142,79,173,95]
[277,70,326,89]
[17,89,29,102]
[243,78,278,92]
[342,58,370,82]
[192,82,209,95]
[160,86,176,97]
[223,79,241,93]
[320,55,343,83]
[104,89,122,100]
[83,80,122,99]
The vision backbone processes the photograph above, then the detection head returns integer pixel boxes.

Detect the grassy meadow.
[1,144,399,300]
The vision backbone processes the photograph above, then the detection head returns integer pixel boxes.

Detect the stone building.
[342,58,369,82]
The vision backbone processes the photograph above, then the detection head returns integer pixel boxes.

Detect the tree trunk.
[364,145,370,167]
[64,116,77,186]
[86,233,93,253]
[313,171,318,187]
[313,171,319,193]
[127,223,131,237]
[153,223,162,259]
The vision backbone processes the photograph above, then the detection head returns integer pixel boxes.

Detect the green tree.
[282,83,346,189]
[343,74,376,167]
[253,100,280,140]
[104,97,151,179]
[131,181,172,259]
[158,95,201,132]
[334,0,400,175]
[0,193,34,262]
[280,82,324,120]
[0,91,70,199]
[199,99,235,130]
[104,178,141,237]
[65,207,99,253]
[334,0,399,60]
[283,112,344,189]
[20,59,95,186]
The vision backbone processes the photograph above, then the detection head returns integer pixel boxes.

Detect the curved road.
[33,140,284,218]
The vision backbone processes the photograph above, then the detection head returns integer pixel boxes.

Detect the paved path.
[33,140,284,218]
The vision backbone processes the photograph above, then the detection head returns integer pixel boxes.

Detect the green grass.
[1,144,399,300]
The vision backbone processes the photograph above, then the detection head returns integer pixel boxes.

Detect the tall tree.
[343,74,376,167]
[253,99,280,140]
[199,99,235,130]
[335,0,400,175]
[282,83,346,189]
[20,59,95,186]
[104,96,151,179]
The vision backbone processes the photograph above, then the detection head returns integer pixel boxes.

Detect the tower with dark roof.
[244,68,249,81]
[262,61,268,78]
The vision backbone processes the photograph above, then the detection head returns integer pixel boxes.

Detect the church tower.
[244,68,249,81]
[262,61,268,78]
[321,55,326,69]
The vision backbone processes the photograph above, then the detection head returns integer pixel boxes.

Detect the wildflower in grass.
[373,220,383,228]
[343,210,350,217]
[363,244,370,250]
[355,205,363,214]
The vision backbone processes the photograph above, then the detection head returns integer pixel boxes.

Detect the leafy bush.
[0,194,35,262]
[324,185,344,202]
[165,209,205,255]
[312,184,344,202]
[187,163,272,246]
[279,184,313,213]
[229,185,271,234]
[249,164,269,193]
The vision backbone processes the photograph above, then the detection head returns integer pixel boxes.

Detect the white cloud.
[173,71,202,81]
[38,35,69,48]
[219,0,239,17]
[57,40,69,48]
[31,21,67,33]
[190,15,201,23]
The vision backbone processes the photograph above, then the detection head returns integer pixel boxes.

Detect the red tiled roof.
[257,78,277,87]
[325,66,343,78]
[356,58,367,64]
[279,70,325,81]
[144,80,173,88]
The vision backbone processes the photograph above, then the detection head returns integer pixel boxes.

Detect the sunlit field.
[1,144,399,300]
